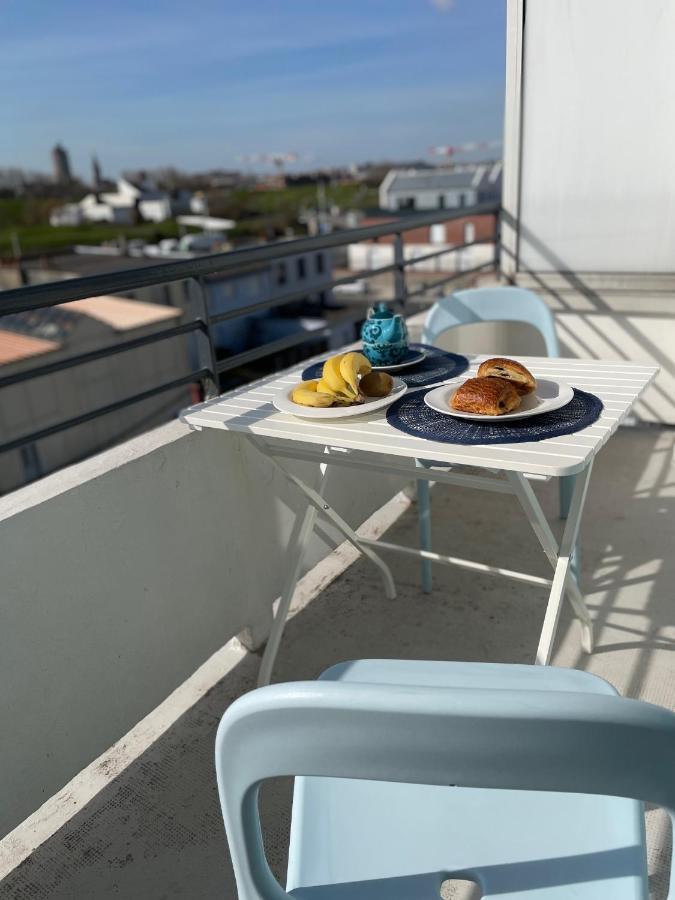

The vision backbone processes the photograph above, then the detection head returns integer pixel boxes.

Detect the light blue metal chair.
[216,659,675,899]
[418,286,576,593]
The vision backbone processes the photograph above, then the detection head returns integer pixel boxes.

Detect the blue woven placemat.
[301,343,468,388]
[386,388,603,445]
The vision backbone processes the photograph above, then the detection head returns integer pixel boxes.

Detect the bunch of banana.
[317,351,372,405]
[291,351,377,408]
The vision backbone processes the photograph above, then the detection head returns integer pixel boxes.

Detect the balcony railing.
[0,202,500,456]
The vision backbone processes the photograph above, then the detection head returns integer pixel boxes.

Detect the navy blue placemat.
[386,388,603,445]
[301,343,468,388]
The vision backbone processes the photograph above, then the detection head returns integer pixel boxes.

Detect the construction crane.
[428,139,502,160]
[237,152,299,172]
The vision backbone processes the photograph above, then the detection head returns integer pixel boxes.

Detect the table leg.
[560,474,581,579]
[253,441,396,686]
[507,462,594,663]
[257,462,329,687]
[270,460,397,602]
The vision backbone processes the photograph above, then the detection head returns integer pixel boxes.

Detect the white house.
[50,176,195,227]
[379,163,502,212]
[79,191,136,224]
[49,204,85,227]
[113,176,192,223]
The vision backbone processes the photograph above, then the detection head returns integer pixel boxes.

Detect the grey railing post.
[393,232,407,311]
[184,277,219,399]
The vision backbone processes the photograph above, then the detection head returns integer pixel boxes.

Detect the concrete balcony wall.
[0,415,406,838]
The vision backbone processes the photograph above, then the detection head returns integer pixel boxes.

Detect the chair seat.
[286,661,648,900]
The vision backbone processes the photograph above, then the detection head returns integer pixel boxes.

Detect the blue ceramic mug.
[361,302,409,366]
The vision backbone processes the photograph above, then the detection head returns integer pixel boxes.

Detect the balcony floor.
[1,426,673,899]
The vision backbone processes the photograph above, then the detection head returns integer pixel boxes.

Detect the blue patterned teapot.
[361,302,409,366]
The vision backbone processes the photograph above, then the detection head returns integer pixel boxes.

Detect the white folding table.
[182,354,657,685]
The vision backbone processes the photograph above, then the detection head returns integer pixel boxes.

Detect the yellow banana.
[322,354,354,396]
[291,381,334,407]
[340,352,372,396]
[316,377,353,405]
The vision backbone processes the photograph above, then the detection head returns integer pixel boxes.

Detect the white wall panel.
[519,0,675,272]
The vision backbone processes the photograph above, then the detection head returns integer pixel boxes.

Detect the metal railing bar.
[405,262,496,299]
[208,242,494,327]
[208,263,401,326]
[215,315,362,374]
[0,203,499,316]
[0,369,210,455]
[402,238,491,267]
[0,319,205,389]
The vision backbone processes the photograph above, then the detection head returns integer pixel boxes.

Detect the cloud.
[430,0,457,11]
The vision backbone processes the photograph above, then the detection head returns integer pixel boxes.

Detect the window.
[438,194,445,209]
[315,252,324,274]
[430,223,446,245]
[458,193,466,208]
[464,222,475,244]
[296,257,306,279]
[397,197,416,210]
[276,262,287,286]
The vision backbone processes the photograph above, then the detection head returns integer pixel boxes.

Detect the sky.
[1,0,506,179]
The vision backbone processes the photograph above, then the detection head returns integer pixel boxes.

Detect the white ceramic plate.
[424,377,575,422]
[371,350,427,371]
[274,377,407,419]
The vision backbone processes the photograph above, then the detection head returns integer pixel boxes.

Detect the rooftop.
[0,329,60,366]
[60,295,181,331]
[384,164,503,193]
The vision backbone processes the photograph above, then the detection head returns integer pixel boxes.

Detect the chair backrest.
[422,286,560,357]
[215,680,675,900]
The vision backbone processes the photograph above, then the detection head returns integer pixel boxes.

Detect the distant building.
[51,175,196,227]
[379,163,502,212]
[255,174,288,191]
[51,144,72,185]
[203,243,338,355]
[78,186,137,225]
[91,155,103,191]
[347,210,497,275]
[49,204,85,227]
[348,164,502,276]
[2,241,337,359]
[0,294,190,494]
[0,240,351,492]
[189,192,209,215]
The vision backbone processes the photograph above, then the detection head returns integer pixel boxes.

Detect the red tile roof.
[59,296,181,332]
[0,330,60,367]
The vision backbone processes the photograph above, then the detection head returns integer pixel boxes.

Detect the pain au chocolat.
[477,357,536,395]
[450,376,521,415]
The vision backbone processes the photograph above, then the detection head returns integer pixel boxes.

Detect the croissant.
[477,358,536,395]
[451,376,521,415]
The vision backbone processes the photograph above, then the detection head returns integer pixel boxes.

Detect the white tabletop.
[181,355,658,477]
